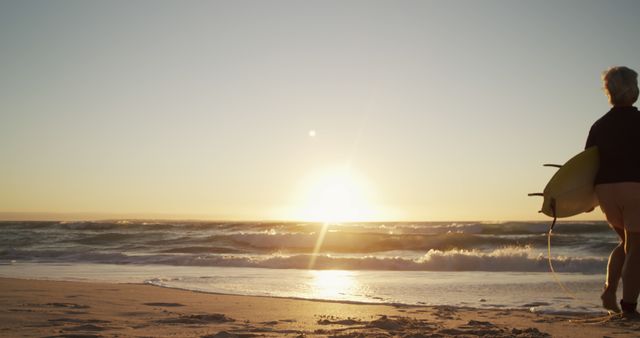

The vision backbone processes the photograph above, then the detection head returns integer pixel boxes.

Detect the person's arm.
[585,125,596,149]
[584,125,597,213]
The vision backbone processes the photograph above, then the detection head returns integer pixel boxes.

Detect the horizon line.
[0,211,601,223]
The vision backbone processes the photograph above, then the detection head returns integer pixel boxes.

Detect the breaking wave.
[0,246,606,273]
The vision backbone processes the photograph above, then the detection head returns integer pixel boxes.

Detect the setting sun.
[294,167,377,223]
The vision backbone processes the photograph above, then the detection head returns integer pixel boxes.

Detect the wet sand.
[0,277,638,337]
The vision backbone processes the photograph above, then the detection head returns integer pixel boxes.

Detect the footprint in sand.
[143,302,185,307]
[43,335,102,338]
[156,313,235,325]
[48,318,110,325]
[62,324,107,332]
[45,303,90,309]
[201,332,261,338]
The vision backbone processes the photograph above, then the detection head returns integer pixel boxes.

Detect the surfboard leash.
[526,193,575,298]
[546,198,578,299]
[549,198,557,231]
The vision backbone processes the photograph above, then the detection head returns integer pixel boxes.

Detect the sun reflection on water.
[309,270,358,299]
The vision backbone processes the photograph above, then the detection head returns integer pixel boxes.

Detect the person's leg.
[596,184,626,312]
[602,226,625,312]
[622,230,640,313]
[618,183,640,315]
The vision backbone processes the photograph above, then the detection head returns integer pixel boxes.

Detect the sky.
[1,1,639,222]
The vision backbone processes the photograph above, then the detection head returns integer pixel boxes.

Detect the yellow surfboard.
[531,147,599,218]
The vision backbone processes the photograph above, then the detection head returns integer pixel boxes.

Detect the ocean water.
[0,220,618,314]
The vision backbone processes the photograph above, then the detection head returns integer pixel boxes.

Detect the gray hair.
[602,66,639,106]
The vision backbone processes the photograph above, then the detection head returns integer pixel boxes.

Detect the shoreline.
[1,277,638,337]
[0,262,609,314]
[0,273,604,313]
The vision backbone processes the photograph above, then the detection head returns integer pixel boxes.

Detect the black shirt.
[585,106,640,185]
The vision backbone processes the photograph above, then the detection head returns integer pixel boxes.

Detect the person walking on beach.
[585,66,640,316]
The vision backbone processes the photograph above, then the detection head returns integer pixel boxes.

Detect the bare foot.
[601,289,621,313]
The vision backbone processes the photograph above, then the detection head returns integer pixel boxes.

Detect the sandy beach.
[1,277,639,337]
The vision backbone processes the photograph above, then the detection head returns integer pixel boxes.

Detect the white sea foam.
[218,247,605,272]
